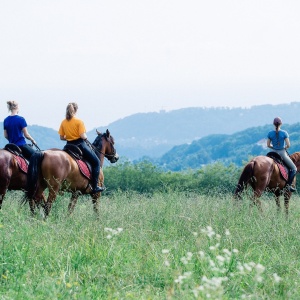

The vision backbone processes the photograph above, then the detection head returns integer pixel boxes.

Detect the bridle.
[89,134,117,162]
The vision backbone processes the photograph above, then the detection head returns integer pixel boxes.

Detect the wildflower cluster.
[162,226,282,299]
[104,227,123,239]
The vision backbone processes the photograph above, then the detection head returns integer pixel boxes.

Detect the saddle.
[4,143,28,173]
[63,144,91,180]
[266,151,288,181]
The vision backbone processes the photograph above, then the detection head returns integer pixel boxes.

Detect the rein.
[86,137,116,161]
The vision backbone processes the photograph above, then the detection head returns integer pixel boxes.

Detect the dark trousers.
[67,139,100,188]
[20,144,36,161]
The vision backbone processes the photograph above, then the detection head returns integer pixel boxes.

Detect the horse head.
[92,129,119,163]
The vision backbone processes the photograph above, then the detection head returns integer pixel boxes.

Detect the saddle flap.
[76,159,92,180]
[266,152,288,181]
[63,144,83,160]
[14,155,28,174]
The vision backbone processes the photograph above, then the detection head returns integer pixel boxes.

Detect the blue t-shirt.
[267,129,288,150]
[3,115,27,146]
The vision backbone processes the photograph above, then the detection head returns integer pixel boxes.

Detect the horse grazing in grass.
[0,143,42,209]
[25,129,119,217]
[234,151,300,216]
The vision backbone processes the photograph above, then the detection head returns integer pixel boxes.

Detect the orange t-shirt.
[58,117,86,141]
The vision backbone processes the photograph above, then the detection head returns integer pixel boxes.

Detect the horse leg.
[43,188,58,218]
[92,194,100,216]
[275,196,281,213]
[0,184,9,209]
[0,193,4,209]
[68,193,79,215]
[283,190,291,218]
[274,189,281,213]
[251,189,264,212]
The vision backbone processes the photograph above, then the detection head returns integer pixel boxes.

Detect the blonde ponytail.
[66,102,78,120]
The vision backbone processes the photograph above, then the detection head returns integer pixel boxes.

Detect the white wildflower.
[198,251,205,257]
[255,263,265,273]
[273,273,282,283]
[180,257,189,265]
[164,260,170,267]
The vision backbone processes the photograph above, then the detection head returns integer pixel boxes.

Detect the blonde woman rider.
[58,102,104,194]
[267,117,297,192]
[3,101,37,160]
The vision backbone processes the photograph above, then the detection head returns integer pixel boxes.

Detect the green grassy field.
[1,190,300,299]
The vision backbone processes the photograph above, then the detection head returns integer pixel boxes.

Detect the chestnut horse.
[234,152,300,216]
[25,129,119,217]
[0,144,41,209]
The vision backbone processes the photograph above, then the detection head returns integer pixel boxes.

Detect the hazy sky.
[1,1,300,131]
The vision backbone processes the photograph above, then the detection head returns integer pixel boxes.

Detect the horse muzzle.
[109,153,119,163]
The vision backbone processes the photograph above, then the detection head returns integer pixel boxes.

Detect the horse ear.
[96,129,101,135]
[106,129,110,137]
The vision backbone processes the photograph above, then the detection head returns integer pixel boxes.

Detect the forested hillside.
[152,123,300,171]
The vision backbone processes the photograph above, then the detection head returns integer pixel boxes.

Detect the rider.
[267,117,297,192]
[58,102,104,194]
[3,100,37,160]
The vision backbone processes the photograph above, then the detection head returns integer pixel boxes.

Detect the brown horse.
[0,145,28,208]
[25,129,119,217]
[234,152,300,216]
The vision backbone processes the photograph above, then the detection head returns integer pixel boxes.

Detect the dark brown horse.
[25,129,119,217]
[0,146,28,208]
[0,143,42,208]
[234,152,300,216]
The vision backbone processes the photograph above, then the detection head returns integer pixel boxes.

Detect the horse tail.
[234,160,255,197]
[25,151,44,199]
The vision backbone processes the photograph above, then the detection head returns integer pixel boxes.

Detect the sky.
[1,0,300,131]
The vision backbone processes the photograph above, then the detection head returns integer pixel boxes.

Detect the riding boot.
[287,169,297,192]
[91,167,105,194]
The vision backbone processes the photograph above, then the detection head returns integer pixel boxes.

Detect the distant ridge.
[95,102,300,160]
[1,102,300,164]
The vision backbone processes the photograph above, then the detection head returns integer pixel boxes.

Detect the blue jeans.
[20,144,36,161]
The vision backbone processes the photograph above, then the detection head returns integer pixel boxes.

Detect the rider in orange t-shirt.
[58,102,104,194]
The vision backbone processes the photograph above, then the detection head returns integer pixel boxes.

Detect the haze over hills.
[96,102,300,159]
[0,102,299,163]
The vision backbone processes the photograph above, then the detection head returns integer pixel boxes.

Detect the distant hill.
[1,102,300,164]
[152,123,300,171]
[95,102,300,160]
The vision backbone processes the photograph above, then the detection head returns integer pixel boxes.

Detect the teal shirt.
[267,129,288,150]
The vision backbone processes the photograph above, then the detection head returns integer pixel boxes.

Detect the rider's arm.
[284,138,291,149]
[80,132,88,140]
[4,129,8,140]
[22,127,36,144]
[267,138,273,149]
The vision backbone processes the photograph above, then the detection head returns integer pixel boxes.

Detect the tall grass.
[0,190,300,299]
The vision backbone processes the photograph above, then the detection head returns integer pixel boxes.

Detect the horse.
[0,143,41,209]
[25,129,119,217]
[234,151,300,216]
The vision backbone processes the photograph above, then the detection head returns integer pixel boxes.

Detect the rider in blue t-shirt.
[3,101,37,160]
[267,117,297,192]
